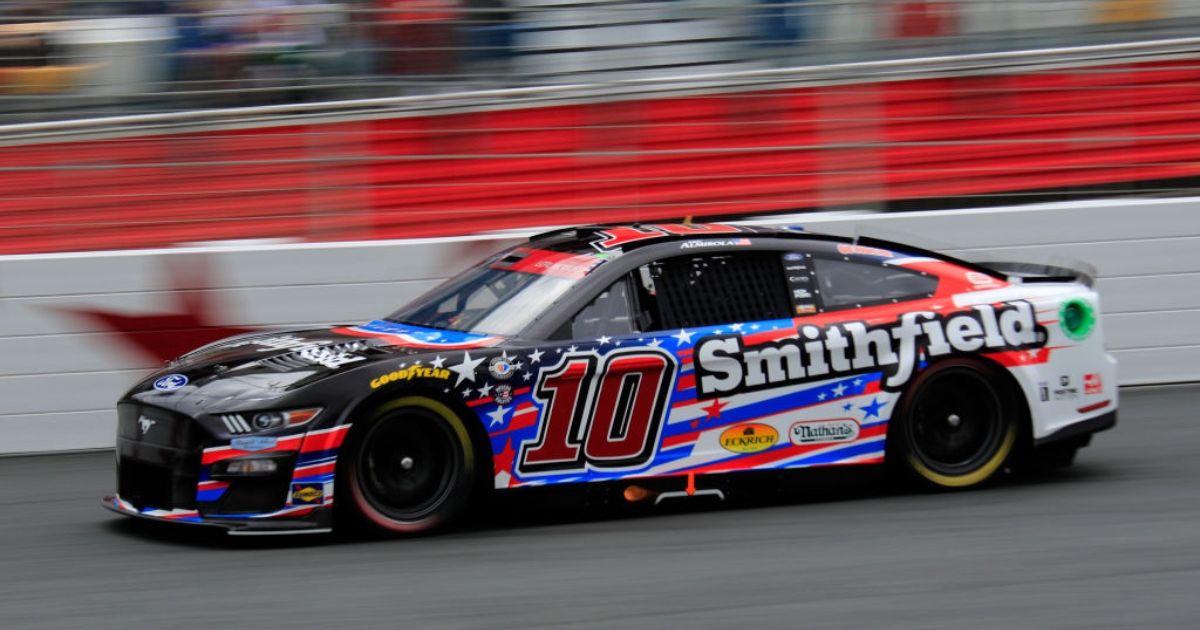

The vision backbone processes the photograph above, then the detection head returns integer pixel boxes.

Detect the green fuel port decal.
[1059,298,1096,341]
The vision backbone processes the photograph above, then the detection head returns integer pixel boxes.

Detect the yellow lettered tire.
[891,359,1017,489]
[339,397,477,535]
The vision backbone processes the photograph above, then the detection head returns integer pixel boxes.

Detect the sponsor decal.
[1059,299,1096,341]
[489,355,518,380]
[967,272,1002,287]
[137,416,156,435]
[790,419,860,445]
[230,336,369,369]
[370,365,451,388]
[231,436,278,452]
[785,264,808,272]
[1054,387,1079,400]
[796,305,817,314]
[679,238,751,250]
[1085,373,1103,395]
[1038,381,1049,402]
[792,288,813,299]
[153,374,188,391]
[719,423,779,453]
[294,345,366,369]
[499,248,608,278]
[694,301,1046,398]
[1053,376,1078,399]
[784,253,804,261]
[837,244,893,258]
[493,383,513,405]
[291,484,324,505]
[533,259,603,277]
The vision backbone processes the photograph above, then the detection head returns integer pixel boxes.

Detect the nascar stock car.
[103,223,1117,536]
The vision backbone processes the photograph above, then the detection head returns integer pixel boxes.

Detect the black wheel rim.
[907,367,1005,475]
[356,409,462,522]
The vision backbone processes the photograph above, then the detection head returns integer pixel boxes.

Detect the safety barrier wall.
[4,42,1200,256]
[2,196,1197,454]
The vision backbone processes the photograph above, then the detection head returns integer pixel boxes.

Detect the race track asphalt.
[2,384,1197,629]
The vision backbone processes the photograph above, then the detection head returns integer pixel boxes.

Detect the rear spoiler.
[976,261,1096,288]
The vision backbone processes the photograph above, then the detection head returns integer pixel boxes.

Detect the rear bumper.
[1033,409,1117,448]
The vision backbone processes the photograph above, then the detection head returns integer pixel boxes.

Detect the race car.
[103,223,1117,536]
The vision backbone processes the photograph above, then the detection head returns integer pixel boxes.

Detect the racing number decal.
[518,349,677,474]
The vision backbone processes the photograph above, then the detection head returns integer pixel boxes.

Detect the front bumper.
[108,401,351,535]
[102,494,333,535]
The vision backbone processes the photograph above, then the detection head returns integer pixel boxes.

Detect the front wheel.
[339,397,478,535]
[890,359,1017,489]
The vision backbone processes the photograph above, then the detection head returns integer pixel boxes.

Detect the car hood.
[127,321,506,405]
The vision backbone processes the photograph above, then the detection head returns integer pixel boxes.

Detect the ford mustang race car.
[103,223,1117,536]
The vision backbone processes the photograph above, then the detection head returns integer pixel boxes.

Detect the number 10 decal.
[518,349,677,475]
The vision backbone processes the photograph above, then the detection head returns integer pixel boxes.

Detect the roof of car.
[528,222,888,255]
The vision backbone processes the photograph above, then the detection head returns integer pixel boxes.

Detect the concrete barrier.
[3,196,1196,454]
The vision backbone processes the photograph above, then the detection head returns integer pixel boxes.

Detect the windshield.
[386,264,580,337]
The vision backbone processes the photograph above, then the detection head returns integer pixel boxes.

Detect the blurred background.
[2,0,1195,113]
[2,0,1198,255]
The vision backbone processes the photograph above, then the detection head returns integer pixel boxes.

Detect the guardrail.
[2,196,1196,454]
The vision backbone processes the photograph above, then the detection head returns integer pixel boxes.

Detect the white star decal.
[431,355,446,369]
[522,371,532,381]
[568,345,578,353]
[673,329,695,346]
[528,348,544,364]
[832,382,847,397]
[853,378,863,386]
[818,392,827,400]
[1028,348,1040,359]
[731,323,744,331]
[649,338,663,347]
[487,406,510,427]
[449,351,485,386]
[477,382,494,398]
[751,324,760,330]
[597,335,612,346]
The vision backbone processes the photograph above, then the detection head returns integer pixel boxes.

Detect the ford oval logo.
[153,374,188,391]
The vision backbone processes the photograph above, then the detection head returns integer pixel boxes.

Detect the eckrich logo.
[719,424,779,453]
[791,419,859,445]
[695,301,1046,398]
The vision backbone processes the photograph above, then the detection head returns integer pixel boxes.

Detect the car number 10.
[518,349,677,475]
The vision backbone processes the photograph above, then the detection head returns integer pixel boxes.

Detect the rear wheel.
[339,397,477,535]
[891,359,1017,489]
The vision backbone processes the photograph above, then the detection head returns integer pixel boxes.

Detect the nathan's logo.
[719,424,778,453]
[695,301,1046,398]
[291,484,324,505]
[791,419,859,445]
[371,366,451,388]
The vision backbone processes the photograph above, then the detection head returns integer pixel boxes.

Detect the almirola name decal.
[694,301,1046,397]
